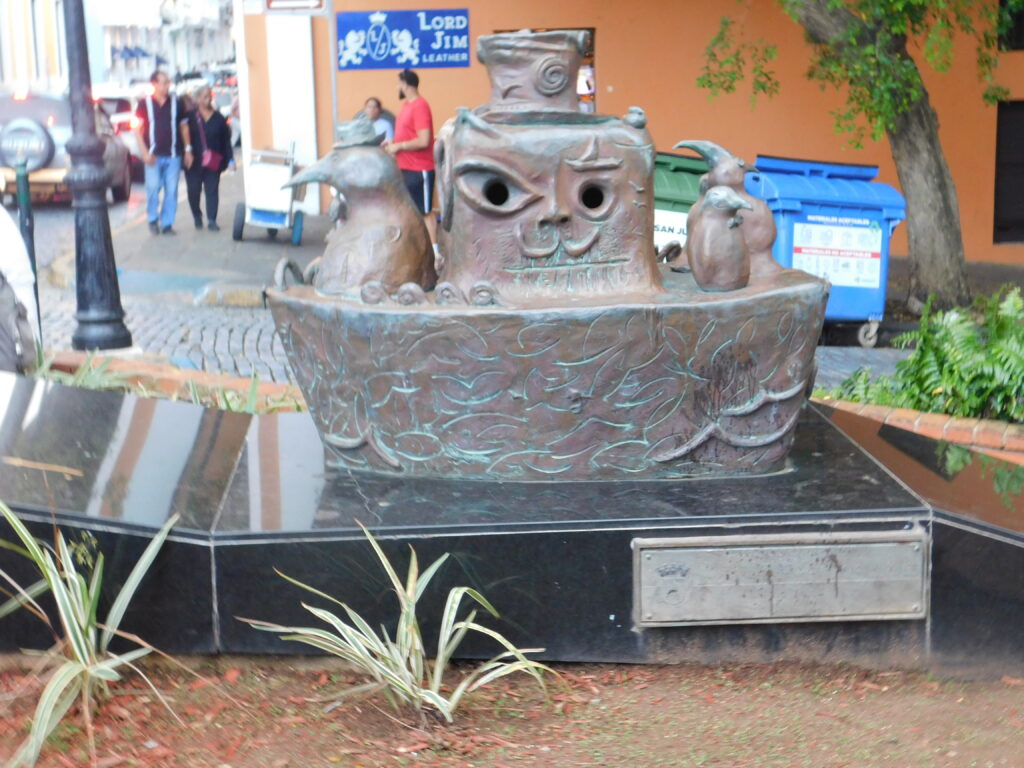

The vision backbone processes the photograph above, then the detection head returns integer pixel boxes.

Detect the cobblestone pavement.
[7,185,150,272]
[40,291,294,383]
[813,346,909,390]
[39,288,910,389]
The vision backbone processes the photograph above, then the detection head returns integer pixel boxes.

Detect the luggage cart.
[233,142,304,246]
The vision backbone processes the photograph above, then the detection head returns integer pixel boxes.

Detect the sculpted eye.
[580,184,605,209]
[454,159,542,215]
[575,179,615,220]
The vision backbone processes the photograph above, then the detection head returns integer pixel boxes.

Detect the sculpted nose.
[540,209,570,226]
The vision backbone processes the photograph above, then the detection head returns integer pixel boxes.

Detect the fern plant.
[242,523,552,724]
[821,286,1024,423]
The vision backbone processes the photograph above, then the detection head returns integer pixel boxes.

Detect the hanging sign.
[336,9,470,70]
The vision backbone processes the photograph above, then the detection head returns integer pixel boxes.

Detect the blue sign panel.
[337,9,470,70]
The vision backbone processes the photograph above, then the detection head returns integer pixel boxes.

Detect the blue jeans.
[144,155,182,229]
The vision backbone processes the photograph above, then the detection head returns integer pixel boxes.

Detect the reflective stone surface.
[3,372,1023,672]
[213,403,920,537]
[930,521,1024,675]
[0,372,246,537]
[821,405,1023,536]
[818,405,1024,676]
[215,519,928,663]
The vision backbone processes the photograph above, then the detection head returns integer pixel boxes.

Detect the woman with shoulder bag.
[185,85,234,231]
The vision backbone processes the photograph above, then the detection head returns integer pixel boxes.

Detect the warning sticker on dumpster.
[653,209,690,249]
[792,215,883,288]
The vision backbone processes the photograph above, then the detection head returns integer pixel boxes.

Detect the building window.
[1001,0,1024,50]
[994,101,1024,243]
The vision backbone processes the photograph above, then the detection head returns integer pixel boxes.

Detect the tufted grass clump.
[0,503,178,767]
[242,523,553,724]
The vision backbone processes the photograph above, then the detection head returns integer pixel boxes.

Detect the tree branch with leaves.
[699,0,1023,309]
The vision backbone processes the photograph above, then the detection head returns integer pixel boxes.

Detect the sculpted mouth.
[515,222,600,259]
[504,259,626,272]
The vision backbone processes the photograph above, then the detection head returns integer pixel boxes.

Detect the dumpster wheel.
[857,321,880,348]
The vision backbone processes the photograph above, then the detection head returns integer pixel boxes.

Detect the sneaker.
[161,226,176,235]
[194,216,203,230]
[149,221,159,235]
[207,221,220,232]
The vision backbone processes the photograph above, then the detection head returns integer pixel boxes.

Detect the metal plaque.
[633,529,928,627]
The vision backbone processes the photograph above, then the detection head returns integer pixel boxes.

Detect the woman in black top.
[185,86,234,231]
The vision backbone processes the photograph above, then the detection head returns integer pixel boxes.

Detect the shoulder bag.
[197,114,223,172]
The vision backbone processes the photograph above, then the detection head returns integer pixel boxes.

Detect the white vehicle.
[92,83,150,180]
[0,89,132,203]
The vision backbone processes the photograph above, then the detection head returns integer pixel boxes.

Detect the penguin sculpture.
[685,185,753,292]
[284,117,436,299]
[671,139,782,279]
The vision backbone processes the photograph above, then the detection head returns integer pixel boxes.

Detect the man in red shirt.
[384,69,436,241]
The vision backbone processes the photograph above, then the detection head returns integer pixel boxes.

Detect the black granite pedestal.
[1,372,1021,675]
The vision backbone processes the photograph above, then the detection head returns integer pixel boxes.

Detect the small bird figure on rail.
[685,185,753,292]
[285,117,436,299]
[671,139,781,280]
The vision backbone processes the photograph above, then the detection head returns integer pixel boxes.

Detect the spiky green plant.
[820,286,1024,423]
[32,353,132,392]
[242,524,552,723]
[0,503,178,767]
[186,375,304,413]
[33,354,304,414]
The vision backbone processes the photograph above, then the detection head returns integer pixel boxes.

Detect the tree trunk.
[790,0,971,309]
[885,93,971,308]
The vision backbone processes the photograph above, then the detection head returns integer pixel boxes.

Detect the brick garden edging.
[48,350,305,412]
[815,397,1024,465]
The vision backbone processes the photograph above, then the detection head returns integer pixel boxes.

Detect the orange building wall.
[268,0,1024,265]
[312,15,335,165]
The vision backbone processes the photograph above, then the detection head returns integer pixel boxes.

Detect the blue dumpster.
[745,156,906,340]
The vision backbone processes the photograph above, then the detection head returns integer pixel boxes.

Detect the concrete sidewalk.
[36,167,331,381]
[45,168,330,306]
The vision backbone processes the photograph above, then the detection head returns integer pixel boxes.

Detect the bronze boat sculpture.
[267,30,828,481]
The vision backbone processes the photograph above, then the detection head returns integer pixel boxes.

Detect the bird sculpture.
[671,139,781,280]
[284,117,436,299]
[685,185,753,292]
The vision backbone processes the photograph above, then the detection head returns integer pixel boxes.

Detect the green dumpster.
[653,152,708,250]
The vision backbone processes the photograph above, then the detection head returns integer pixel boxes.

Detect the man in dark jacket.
[134,70,193,234]
[184,85,234,231]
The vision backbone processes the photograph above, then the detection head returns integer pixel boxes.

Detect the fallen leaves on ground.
[1,659,1023,767]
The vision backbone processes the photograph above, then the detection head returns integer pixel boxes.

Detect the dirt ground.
[2,656,1023,768]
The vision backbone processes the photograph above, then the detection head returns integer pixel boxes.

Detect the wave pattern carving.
[272,273,827,480]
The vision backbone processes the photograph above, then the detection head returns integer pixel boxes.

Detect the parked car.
[93,83,148,181]
[0,89,132,204]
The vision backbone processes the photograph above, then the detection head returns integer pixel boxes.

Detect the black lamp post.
[63,0,132,350]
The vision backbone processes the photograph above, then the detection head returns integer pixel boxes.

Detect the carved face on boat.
[436,113,661,304]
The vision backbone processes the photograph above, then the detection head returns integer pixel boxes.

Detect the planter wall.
[815,397,1024,465]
